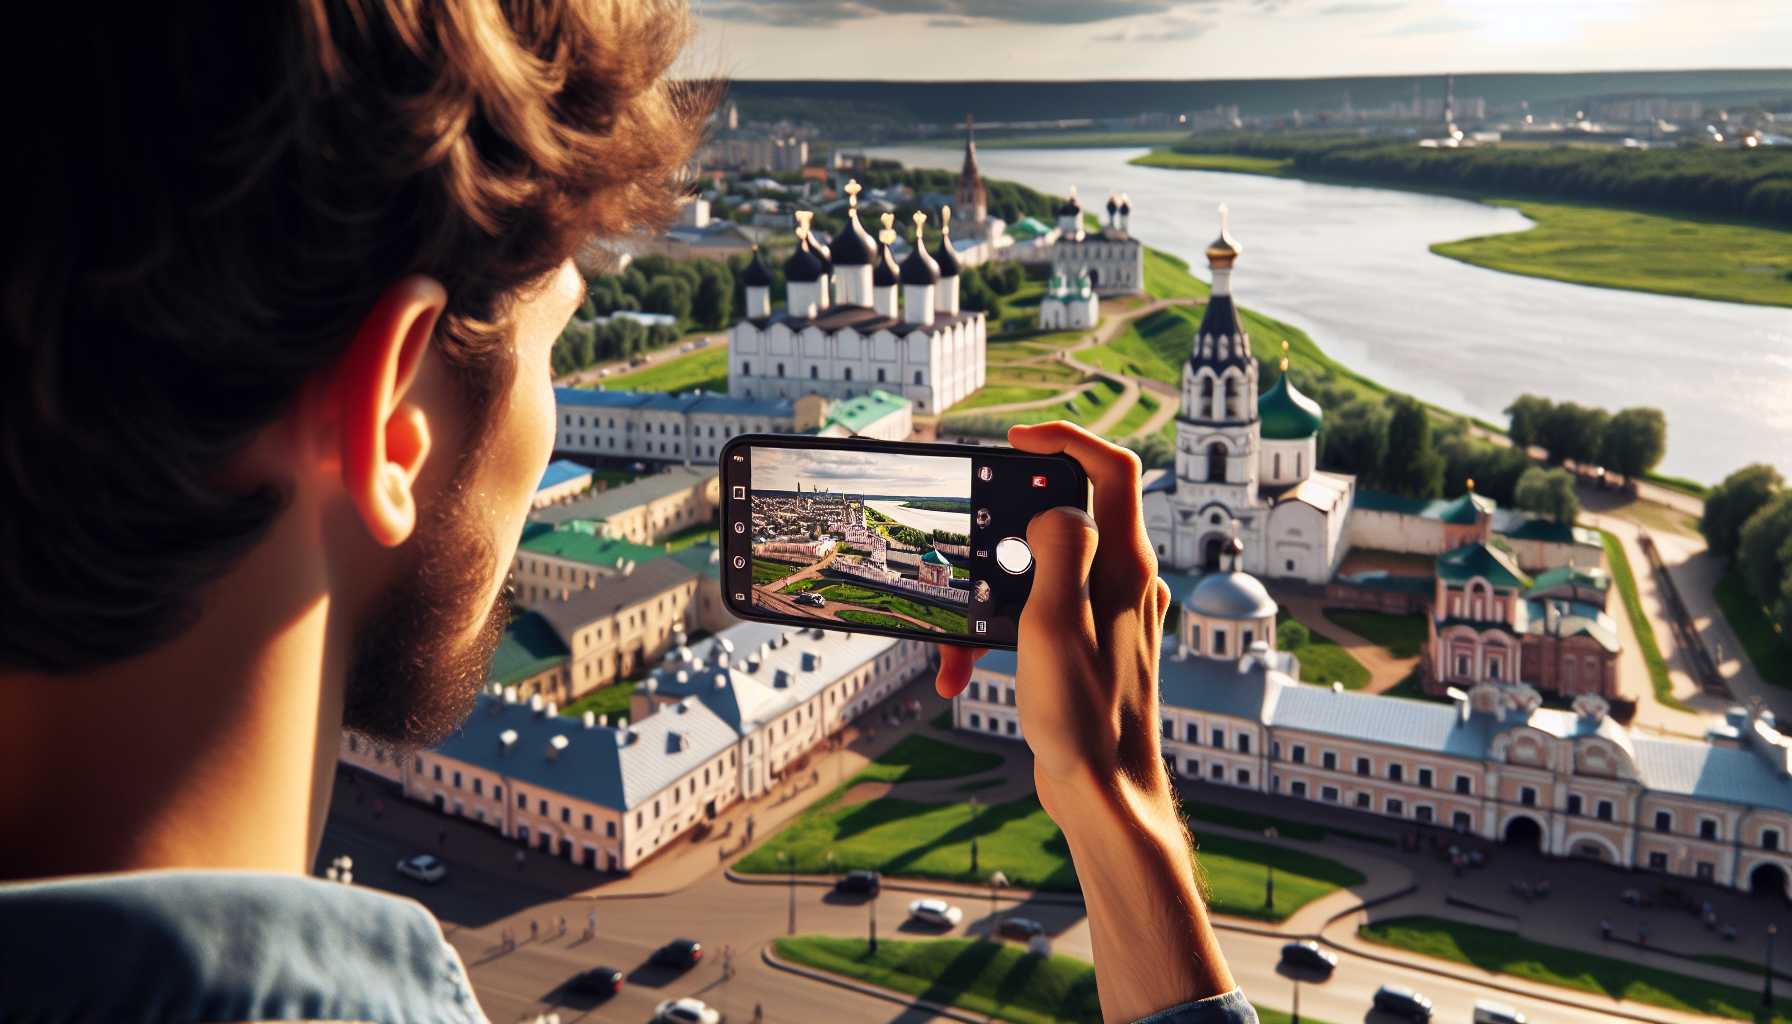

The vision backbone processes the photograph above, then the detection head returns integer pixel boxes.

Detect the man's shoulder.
[0,868,486,1024]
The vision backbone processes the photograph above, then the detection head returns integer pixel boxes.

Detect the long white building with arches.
[955,544,1792,902]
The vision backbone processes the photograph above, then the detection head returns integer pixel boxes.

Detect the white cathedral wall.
[1265,501,1330,583]
[1260,437,1317,487]
[1349,508,1447,555]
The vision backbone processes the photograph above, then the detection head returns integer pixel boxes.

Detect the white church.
[1143,211,1354,584]
[727,183,986,416]
[1037,267,1098,330]
[1050,188,1145,296]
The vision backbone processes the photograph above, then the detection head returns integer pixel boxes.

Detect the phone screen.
[720,436,1086,649]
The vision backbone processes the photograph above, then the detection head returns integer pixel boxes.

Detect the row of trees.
[1172,135,1792,227]
[587,254,736,332]
[549,317,680,378]
[1504,394,1667,482]
[1702,464,1792,649]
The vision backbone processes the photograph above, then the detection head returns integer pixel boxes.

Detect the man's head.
[2,2,714,748]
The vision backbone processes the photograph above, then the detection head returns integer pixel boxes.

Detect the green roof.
[1436,541,1531,590]
[668,542,723,578]
[1529,566,1609,594]
[826,389,908,433]
[488,611,570,685]
[1007,216,1053,240]
[517,521,665,569]
[1437,491,1496,525]
[1256,374,1323,440]
[921,548,952,565]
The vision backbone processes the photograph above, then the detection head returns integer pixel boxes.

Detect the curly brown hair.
[0,1,719,671]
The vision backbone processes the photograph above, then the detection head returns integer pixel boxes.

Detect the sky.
[687,0,1791,81]
[752,446,969,497]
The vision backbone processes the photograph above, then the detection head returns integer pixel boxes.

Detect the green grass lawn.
[859,734,1005,783]
[1432,199,1792,308]
[942,379,1123,436]
[951,383,1072,412]
[1108,391,1158,439]
[1143,247,1210,301]
[752,558,807,585]
[1715,563,1792,689]
[838,609,921,631]
[1129,150,1295,177]
[1359,916,1792,1024]
[598,345,728,393]
[813,582,969,633]
[1323,609,1428,659]
[559,680,636,722]
[661,521,717,552]
[1600,529,1684,710]
[1278,612,1372,690]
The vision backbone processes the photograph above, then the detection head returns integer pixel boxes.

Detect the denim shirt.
[0,869,483,1024]
[0,869,1257,1024]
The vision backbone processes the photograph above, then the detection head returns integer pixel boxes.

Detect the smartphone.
[717,434,1089,649]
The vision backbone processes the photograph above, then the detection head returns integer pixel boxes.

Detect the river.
[876,145,1792,484]
[864,500,971,538]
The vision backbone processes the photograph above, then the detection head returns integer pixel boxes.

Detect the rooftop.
[535,557,699,640]
[488,612,570,685]
[538,459,594,493]
[532,466,716,527]
[517,520,667,570]
[823,389,909,433]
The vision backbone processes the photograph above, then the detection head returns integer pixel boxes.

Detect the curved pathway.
[1272,589,1419,693]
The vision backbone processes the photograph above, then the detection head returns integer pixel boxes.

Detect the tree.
[1135,433,1175,470]
[1600,407,1667,482]
[1514,466,1580,525]
[643,278,693,325]
[958,269,996,314]
[1737,492,1792,609]
[1537,401,1609,466]
[1504,394,1555,451]
[1320,402,1388,482]
[1276,619,1310,651]
[1380,395,1443,499]
[1701,464,1784,561]
[691,259,734,329]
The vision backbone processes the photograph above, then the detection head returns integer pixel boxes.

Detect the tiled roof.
[488,612,570,685]
[553,386,794,419]
[1437,542,1531,589]
[431,691,737,811]
[532,466,716,526]
[535,557,699,640]
[538,459,593,492]
[1269,683,1504,760]
[666,543,723,579]
[517,521,666,569]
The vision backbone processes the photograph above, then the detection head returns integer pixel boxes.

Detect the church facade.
[1143,213,1353,584]
[1049,189,1144,296]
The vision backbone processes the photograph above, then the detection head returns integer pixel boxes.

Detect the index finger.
[1008,421,1149,560]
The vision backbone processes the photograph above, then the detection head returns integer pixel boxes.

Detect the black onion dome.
[807,232,833,274]
[830,211,875,266]
[783,239,823,283]
[1120,198,1132,215]
[873,240,900,287]
[1190,293,1251,370]
[932,233,960,277]
[1055,192,1082,217]
[900,241,939,285]
[742,249,773,287]
[1106,195,1119,215]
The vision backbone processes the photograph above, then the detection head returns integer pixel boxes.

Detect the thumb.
[1022,506,1099,631]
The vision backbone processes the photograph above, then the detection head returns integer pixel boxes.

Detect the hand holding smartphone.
[718,434,1089,649]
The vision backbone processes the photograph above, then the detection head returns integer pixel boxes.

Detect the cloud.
[700,0,1184,28]
[1317,0,1405,13]
[1094,14,1217,41]
[1382,13,1479,34]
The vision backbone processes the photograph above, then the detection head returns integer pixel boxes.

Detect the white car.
[1472,1000,1527,1024]
[907,898,964,928]
[653,997,721,1024]
[394,853,446,884]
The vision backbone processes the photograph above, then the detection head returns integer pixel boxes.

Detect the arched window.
[810,365,819,379]
[1206,442,1228,483]
[1201,377,1215,418]
[1224,375,1243,419]
[844,367,853,381]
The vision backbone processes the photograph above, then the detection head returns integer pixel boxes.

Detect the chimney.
[597,713,609,727]
[582,710,596,729]
[547,734,569,760]
[499,728,518,754]
[504,686,519,704]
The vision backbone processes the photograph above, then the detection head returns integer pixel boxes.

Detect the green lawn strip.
[1322,609,1428,659]
[773,937,1103,1024]
[1693,953,1792,984]
[598,345,728,393]
[559,680,636,722]
[858,734,1004,784]
[1143,247,1209,301]
[1645,471,1710,498]
[1196,832,1366,921]
[1178,797,1325,841]
[838,609,924,632]
[752,558,807,585]
[951,384,1066,412]
[1599,529,1684,710]
[1129,151,1295,177]
[813,582,969,632]
[1715,564,1792,689]
[929,708,953,730]
[1277,612,1371,689]
[1109,392,1158,439]
[1358,916,1792,1024]
[1431,199,1792,309]
[661,522,717,552]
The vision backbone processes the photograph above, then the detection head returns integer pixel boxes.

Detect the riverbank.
[1128,148,1792,308]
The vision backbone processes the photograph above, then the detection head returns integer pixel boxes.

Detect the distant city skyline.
[751,446,968,498]
[687,0,1790,81]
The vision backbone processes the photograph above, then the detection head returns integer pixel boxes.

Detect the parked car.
[835,869,881,895]
[652,996,720,1024]
[650,938,703,970]
[907,898,963,928]
[1372,984,1433,1022]
[996,917,1045,941]
[568,966,623,998]
[1278,940,1337,976]
[793,593,825,607]
[394,853,446,884]
[1472,999,1527,1024]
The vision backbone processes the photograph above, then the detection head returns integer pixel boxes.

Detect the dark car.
[794,593,825,607]
[650,939,703,970]
[1278,940,1337,976]
[997,917,1045,941]
[835,869,881,895]
[569,966,623,998]
[1373,984,1434,1022]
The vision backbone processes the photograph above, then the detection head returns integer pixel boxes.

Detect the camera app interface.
[745,445,981,639]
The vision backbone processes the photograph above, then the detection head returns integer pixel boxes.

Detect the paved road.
[327,809,1739,1024]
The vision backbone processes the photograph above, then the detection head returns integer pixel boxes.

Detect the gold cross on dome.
[1218,203,1230,234]
[1280,338,1290,371]
[940,205,952,232]
[880,211,895,230]
[794,209,813,232]
[911,209,926,241]
[844,179,861,208]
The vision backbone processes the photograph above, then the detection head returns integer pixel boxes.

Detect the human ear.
[335,275,446,548]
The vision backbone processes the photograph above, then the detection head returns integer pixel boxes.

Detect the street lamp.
[989,870,1009,939]
[778,851,795,936]
[1766,922,1779,1010]
[869,886,879,955]
[968,795,981,875]
[1263,827,1278,911]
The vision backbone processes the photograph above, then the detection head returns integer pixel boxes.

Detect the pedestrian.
[1599,919,1612,941]
[586,909,597,939]
[752,1003,763,1024]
